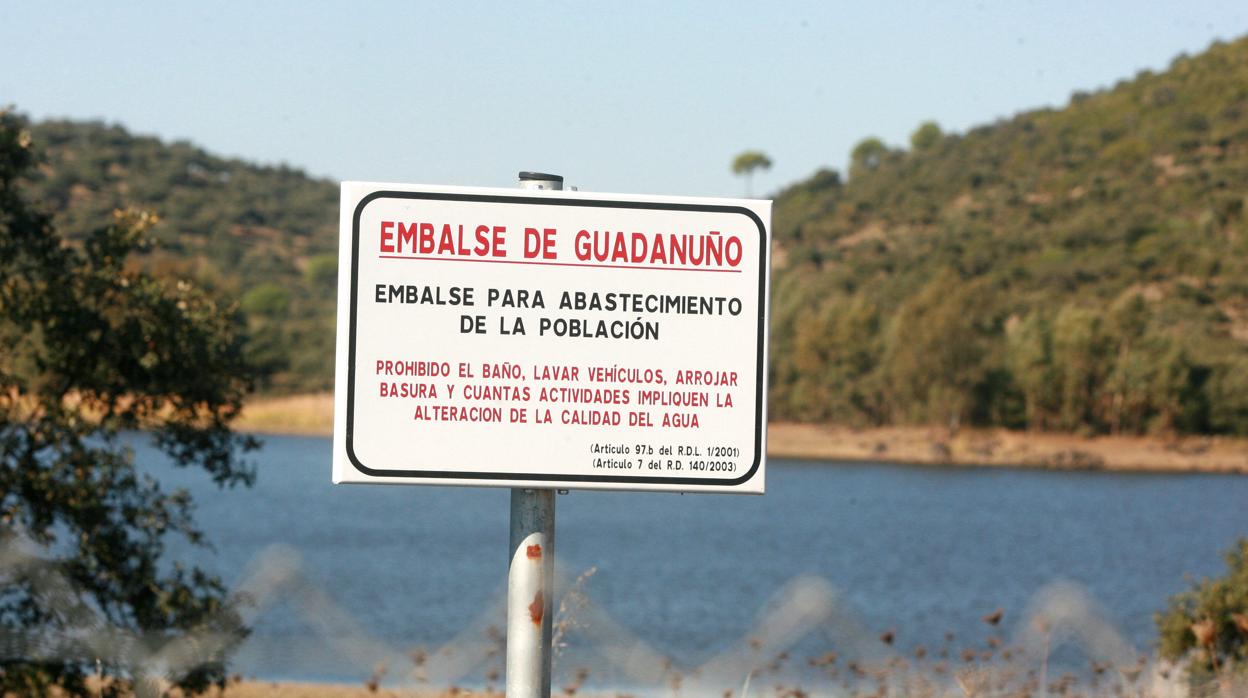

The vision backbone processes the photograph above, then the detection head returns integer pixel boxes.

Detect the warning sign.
[331,182,771,493]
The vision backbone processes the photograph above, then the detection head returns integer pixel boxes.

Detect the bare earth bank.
[237,393,1248,474]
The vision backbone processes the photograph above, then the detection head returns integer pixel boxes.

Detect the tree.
[0,110,258,695]
[1157,538,1248,690]
[1006,312,1059,430]
[731,150,772,197]
[849,136,888,178]
[910,121,943,151]
[1051,305,1108,432]
[879,273,991,429]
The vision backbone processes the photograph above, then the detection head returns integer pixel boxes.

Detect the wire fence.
[0,535,1238,697]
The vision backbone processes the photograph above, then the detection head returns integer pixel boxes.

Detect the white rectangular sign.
[332,181,770,493]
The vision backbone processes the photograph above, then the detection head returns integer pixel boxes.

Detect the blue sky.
[2,1,1245,198]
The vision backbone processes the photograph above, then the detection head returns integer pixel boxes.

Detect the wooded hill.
[770,36,1248,435]
[21,120,339,393]
[13,36,1248,434]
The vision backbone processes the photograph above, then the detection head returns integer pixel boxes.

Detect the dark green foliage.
[303,253,339,290]
[849,137,891,178]
[731,150,773,175]
[241,282,293,317]
[910,121,943,151]
[21,118,338,394]
[770,36,1248,436]
[1157,539,1248,686]
[0,111,257,695]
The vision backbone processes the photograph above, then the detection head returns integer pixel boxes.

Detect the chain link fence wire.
[2,534,1236,696]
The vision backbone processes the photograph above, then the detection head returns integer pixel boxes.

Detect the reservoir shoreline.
[236,392,1248,474]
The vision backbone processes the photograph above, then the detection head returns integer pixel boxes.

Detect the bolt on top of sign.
[332,181,771,493]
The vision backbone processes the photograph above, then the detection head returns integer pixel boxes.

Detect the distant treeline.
[13,36,1248,435]
[769,37,1248,435]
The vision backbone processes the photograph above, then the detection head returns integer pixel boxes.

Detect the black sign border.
[346,190,768,488]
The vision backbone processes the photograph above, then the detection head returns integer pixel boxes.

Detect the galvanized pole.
[507,488,555,698]
[507,171,563,698]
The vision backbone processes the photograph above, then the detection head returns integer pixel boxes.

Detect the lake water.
[139,433,1248,689]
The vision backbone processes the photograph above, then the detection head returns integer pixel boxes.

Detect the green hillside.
[21,120,339,393]
[770,37,1248,435]
[12,36,1248,435]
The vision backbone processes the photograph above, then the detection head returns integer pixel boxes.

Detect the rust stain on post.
[526,544,542,560]
[528,591,544,625]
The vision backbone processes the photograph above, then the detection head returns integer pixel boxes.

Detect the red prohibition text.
[377,220,746,271]
[380,221,507,258]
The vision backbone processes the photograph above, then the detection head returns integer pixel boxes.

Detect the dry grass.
[236,393,335,435]
[70,667,1248,698]
[60,678,498,698]
[205,682,498,698]
[767,423,1248,473]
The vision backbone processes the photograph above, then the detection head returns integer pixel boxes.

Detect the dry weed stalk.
[408,647,428,684]
[953,667,989,697]
[552,566,597,660]
[1034,614,1052,694]
[365,661,386,692]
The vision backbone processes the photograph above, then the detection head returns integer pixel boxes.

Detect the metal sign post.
[506,172,563,698]
[507,487,555,698]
